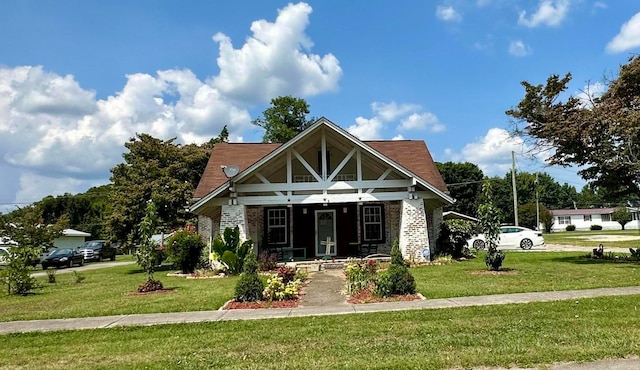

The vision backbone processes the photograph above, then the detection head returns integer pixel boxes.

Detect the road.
[31,260,135,277]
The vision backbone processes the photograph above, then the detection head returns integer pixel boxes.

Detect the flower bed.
[347,287,423,304]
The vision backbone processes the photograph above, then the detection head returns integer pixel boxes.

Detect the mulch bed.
[222,298,300,310]
[347,288,424,304]
[126,288,176,296]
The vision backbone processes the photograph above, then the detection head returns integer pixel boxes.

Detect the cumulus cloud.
[508,40,533,56]
[576,81,606,108]
[0,2,341,206]
[606,12,640,53]
[518,0,571,28]
[436,5,462,22]
[445,128,529,175]
[211,2,342,103]
[347,101,444,140]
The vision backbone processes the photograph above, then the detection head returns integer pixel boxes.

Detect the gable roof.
[192,117,451,205]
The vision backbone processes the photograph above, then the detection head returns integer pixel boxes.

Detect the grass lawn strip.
[544,229,640,248]
[1,295,639,369]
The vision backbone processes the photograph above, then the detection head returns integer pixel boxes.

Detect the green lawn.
[1,295,639,369]
[1,252,639,323]
[544,229,640,248]
[414,251,640,299]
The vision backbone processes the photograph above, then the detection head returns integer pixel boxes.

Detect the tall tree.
[506,56,640,199]
[252,96,314,143]
[436,162,484,217]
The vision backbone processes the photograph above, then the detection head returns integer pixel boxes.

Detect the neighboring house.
[550,207,640,231]
[151,232,175,248]
[54,229,92,249]
[190,117,453,261]
[443,211,478,223]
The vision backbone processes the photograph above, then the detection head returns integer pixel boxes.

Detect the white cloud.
[392,134,405,141]
[372,101,421,122]
[347,117,383,140]
[399,113,445,132]
[476,0,491,7]
[211,2,342,103]
[592,2,607,13]
[508,40,533,56]
[445,128,529,176]
[518,0,571,28]
[606,12,640,53]
[436,5,462,22]
[0,2,342,206]
[576,81,606,108]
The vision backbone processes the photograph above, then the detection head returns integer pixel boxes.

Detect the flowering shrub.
[275,265,297,284]
[263,274,301,301]
[345,259,378,294]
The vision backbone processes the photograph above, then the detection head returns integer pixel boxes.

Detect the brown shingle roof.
[193,140,448,199]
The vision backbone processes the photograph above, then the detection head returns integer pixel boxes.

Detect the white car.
[467,226,545,250]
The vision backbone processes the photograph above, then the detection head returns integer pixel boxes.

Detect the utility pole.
[535,173,540,231]
[511,151,519,226]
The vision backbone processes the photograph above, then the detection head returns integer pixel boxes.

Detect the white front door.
[315,210,337,256]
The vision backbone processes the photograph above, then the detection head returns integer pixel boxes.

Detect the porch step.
[321,262,345,270]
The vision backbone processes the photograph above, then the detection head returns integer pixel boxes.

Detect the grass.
[1,295,639,369]
[414,251,640,299]
[0,264,238,322]
[544,229,640,248]
[2,252,639,322]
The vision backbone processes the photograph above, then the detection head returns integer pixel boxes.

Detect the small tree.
[234,249,264,302]
[165,225,205,274]
[477,181,505,271]
[612,206,632,230]
[136,201,163,292]
[375,240,415,297]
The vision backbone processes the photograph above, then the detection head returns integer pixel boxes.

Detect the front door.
[315,210,337,256]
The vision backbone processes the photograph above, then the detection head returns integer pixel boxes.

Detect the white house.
[54,229,92,249]
[190,117,454,261]
[550,207,640,231]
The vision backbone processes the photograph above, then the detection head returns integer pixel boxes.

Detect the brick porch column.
[220,204,247,241]
[399,199,430,262]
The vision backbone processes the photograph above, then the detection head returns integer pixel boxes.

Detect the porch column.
[220,204,248,241]
[399,199,430,262]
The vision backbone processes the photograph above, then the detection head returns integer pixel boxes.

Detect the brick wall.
[399,199,430,262]
[220,204,247,240]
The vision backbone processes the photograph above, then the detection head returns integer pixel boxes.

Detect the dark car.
[79,240,116,262]
[41,248,84,269]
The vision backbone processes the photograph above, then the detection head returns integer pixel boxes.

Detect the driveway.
[32,260,135,277]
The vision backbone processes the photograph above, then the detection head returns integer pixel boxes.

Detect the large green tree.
[506,56,640,199]
[436,162,484,217]
[612,206,632,230]
[252,96,314,143]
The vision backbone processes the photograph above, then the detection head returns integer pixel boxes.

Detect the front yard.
[544,229,640,248]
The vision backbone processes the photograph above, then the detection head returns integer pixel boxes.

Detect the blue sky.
[0,0,639,212]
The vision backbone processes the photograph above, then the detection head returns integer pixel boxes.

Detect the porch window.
[362,205,384,242]
[267,208,287,244]
[601,214,611,222]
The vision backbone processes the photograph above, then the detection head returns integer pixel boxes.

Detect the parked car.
[79,240,116,262]
[467,226,545,250]
[0,245,40,267]
[41,248,84,269]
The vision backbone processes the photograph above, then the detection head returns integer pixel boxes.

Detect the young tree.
[477,181,505,271]
[507,56,640,199]
[612,206,632,230]
[252,96,314,143]
[136,201,163,292]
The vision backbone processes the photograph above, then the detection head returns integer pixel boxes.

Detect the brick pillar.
[399,199,430,262]
[220,204,247,241]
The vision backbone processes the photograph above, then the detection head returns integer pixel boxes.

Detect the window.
[601,214,611,222]
[583,215,592,222]
[362,205,384,242]
[267,208,287,244]
[558,216,571,225]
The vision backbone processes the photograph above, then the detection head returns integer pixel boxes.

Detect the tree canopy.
[252,96,314,143]
[506,56,640,199]
[436,162,484,217]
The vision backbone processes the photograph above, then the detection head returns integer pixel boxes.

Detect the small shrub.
[345,260,378,294]
[390,240,407,267]
[566,224,576,231]
[165,226,205,274]
[258,251,278,271]
[276,266,297,285]
[263,275,301,301]
[375,241,416,297]
[72,271,86,284]
[374,270,393,297]
[485,250,506,271]
[233,250,264,302]
[630,248,640,261]
[138,279,164,293]
[46,269,56,284]
[590,224,603,230]
[436,219,474,258]
[294,268,309,282]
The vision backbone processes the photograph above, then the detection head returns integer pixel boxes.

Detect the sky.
[1,0,639,213]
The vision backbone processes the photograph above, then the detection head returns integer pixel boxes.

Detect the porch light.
[343,207,348,213]
[303,208,307,214]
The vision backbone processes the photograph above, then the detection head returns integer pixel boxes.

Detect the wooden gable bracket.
[255,173,285,197]
[366,168,393,194]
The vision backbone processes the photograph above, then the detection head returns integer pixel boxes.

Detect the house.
[54,229,92,249]
[550,207,640,231]
[189,117,453,261]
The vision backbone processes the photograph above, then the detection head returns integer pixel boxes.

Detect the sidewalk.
[1,284,639,335]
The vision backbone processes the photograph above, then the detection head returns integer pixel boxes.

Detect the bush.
[485,250,505,271]
[590,224,603,231]
[233,250,264,302]
[374,241,416,297]
[436,219,474,258]
[138,279,164,293]
[258,251,277,271]
[275,265,297,285]
[263,275,301,301]
[165,227,205,274]
[345,260,378,294]
[566,224,576,231]
[212,227,253,275]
